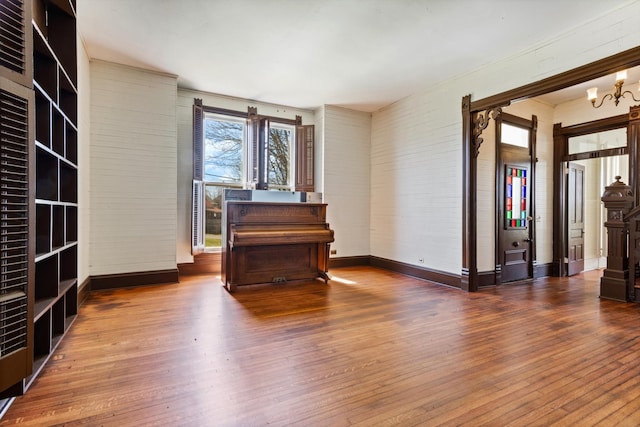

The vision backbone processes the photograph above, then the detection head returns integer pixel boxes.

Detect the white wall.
[89,61,177,275]
[323,105,371,258]
[175,89,316,264]
[77,35,90,284]
[370,1,640,275]
[371,91,462,272]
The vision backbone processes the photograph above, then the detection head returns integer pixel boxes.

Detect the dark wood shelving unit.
[28,0,78,393]
[0,0,78,401]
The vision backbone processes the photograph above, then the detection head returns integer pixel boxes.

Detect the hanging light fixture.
[587,70,640,108]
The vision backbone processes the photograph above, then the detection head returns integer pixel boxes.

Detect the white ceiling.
[77,0,633,112]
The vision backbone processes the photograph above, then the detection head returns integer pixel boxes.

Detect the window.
[268,124,294,189]
[203,114,245,184]
[201,114,245,251]
[568,127,626,155]
[501,123,529,147]
[192,100,315,253]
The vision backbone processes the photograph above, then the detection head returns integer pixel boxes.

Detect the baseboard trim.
[534,263,554,279]
[328,256,371,268]
[91,269,179,291]
[369,256,461,288]
[478,270,496,287]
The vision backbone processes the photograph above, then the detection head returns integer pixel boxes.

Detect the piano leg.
[319,271,332,283]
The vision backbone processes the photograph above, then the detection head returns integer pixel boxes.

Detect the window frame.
[191,99,315,253]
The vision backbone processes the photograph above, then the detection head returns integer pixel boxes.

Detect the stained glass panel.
[505,166,527,229]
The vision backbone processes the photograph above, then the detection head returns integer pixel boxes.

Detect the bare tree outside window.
[268,127,291,186]
[201,115,295,250]
[204,118,243,183]
[203,116,244,250]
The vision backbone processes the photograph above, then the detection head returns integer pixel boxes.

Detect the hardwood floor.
[2,267,640,426]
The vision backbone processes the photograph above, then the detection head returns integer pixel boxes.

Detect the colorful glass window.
[506,166,527,228]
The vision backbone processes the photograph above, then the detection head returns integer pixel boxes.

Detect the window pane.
[204,184,224,250]
[568,128,626,155]
[204,116,244,183]
[268,126,292,187]
[502,123,529,148]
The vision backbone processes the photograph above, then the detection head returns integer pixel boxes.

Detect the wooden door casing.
[499,145,533,283]
[567,163,585,276]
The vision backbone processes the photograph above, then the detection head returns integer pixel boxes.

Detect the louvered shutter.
[295,125,314,192]
[192,100,204,254]
[193,99,203,180]
[0,81,33,393]
[191,180,204,255]
[0,0,32,88]
[247,115,269,190]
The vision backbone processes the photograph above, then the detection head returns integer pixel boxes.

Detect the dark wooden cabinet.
[0,0,78,399]
[224,202,334,292]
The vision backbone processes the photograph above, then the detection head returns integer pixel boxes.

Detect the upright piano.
[222,199,334,292]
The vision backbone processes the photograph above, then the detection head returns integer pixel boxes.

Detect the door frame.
[461,46,640,292]
[495,112,537,284]
[552,108,640,277]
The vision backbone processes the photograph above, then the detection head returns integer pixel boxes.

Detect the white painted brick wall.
[323,105,371,257]
[89,61,177,275]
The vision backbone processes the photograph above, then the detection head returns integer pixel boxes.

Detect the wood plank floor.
[2,267,640,426]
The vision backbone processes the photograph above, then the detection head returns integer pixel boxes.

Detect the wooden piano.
[222,201,334,292]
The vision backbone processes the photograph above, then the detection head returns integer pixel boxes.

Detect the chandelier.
[587,70,640,108]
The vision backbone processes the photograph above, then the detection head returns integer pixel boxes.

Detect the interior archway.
[461,46,640,292]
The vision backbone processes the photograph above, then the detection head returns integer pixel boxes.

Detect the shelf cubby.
[59,245,77,283]
[52,297,66,337]
[35,203,51,255]
[52,109,65,156]
[52,205,64,249]
[35,253,58,301]
[36,147,58,201]
[46,2,77,85]
[59,72,77,124]
[32,34,57,101]
[33,311,52,359]
[59,162,77,203]
[65,283,78,321]
[35,90,50,147]
[66,206,77,243]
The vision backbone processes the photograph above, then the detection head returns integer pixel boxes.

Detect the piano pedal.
[272,276,287,284]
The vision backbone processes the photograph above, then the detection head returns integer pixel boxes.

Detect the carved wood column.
[461,95,475,291]
[461,95,501,292]
[552,123,568,277]
[600,177,633,301]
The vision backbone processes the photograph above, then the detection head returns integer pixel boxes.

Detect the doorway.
[553,118,632,277]
[496,113,536,284]
[566,154,629,277]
